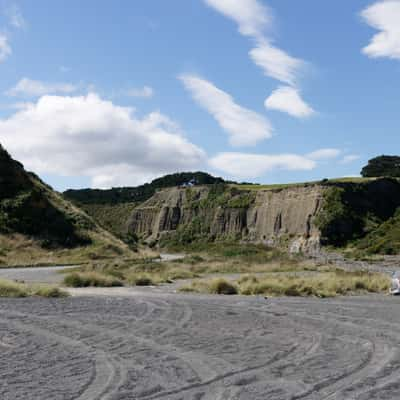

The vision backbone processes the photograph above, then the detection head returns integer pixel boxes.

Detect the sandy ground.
[0,253,184,285]
[1,289,400,399]
[1,257,400,399]
[0,265,75,284]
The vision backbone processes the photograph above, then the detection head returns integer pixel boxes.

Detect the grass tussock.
[179,270,390,298]
[70,257,201,287]
[63,272,123,287]
[209,278,238,295]
[0,278,69,298]
[180,278,238,295]
[126,273,158,286]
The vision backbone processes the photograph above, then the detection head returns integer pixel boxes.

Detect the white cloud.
[125,86,154,98]
[249,41,304,86]
[204,0,271,39]
[0,34,11,62]
[265,86,314,118]
[340,154,360,164]
[7,78,78,97]
[204,0,307,87]
[209,152,316,179]
[307,148,341,161]
[0,93,206,188]
[5,4,26,29]
[361,0,400,59]
[180,73,272,147]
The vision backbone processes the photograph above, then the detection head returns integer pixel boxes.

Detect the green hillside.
[0,144,136,266]
[64,171,230,239]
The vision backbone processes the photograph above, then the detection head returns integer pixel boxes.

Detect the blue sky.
[0,0,399,190]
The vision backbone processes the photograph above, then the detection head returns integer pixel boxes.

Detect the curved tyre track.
[1,294,400,399]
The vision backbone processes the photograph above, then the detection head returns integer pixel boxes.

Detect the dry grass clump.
[126,273,158,286]
[191,260,317,275]
[126,267,199,286]
[0,279,28,297]
[179,270,390,298]
[238,270,390,298]
[179,278,238,295]
[0,278,69,298]
[208,278,238,295]
[63,272,123,287]
[33,286,69,298]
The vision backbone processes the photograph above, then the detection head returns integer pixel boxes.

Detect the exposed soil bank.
[1,292,400,399]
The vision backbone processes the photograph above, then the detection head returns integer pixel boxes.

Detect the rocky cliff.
[128,179,400,254]
[128,184,324,253]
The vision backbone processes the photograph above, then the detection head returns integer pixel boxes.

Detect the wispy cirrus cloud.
[265,86,315,118]
[361,0,400,60]
[0,34,11,62]
[5,3,26,29]
[340,154,360,164]
[180,73,272,147]
[249,41,304,87]
[125,86,154,98]
[209,152,316,179]
[307,148,341,161]
[204,0,314,118]
[204,0,271,39]
[209,147,343,180]
[6,78,79,97]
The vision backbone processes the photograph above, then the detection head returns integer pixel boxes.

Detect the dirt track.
[1,291,400,399]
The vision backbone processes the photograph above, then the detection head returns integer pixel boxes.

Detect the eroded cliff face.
[128,185,324,253]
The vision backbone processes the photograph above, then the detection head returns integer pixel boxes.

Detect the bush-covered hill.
[354,209,400,255]
[0,144,135,266]
[361,155,400,178]
[63,172,230,239]
[64,172,227,205]
[315,178,400,247]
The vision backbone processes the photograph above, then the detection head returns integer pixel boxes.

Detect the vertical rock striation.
[128,185,324,253]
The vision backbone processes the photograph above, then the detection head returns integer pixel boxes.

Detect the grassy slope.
[354,210,400,255]
[79,202,137,240]
[231,177,377,191]
[0,146,142,266]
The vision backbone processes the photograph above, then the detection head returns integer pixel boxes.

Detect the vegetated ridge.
[64,172,231,240]
[0,144,134,266]
[62,154,400,256]
[127,178,400,255]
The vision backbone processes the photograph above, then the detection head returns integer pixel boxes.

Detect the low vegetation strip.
[63,272,123,287]
[61,244,309,288]
[0,278,68,298]
[179,270,390,298]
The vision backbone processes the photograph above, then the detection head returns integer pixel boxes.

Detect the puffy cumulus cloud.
[361,0,400,59]
[180,73,272,147]
[209,152,316,179]
[265,86,314,118]
[0,93,206,188]
[249,41,304,86]
[0,34,11,62]
[6,78,79,97]
[306,148,341,161]
[204,0,271,39]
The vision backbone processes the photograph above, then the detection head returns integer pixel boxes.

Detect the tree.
[361,155,400,178]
